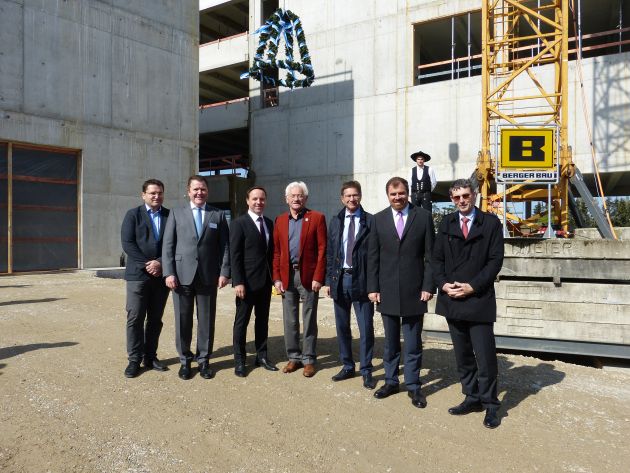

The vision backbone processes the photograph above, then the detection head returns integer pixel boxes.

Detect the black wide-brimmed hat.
[410,151,431,162]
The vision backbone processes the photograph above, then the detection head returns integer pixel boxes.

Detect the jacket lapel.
[400,206,417,241]
[139,206,155,240]
[299,210,311,259]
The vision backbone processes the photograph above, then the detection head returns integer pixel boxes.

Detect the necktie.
[195,207,203,238]
[345,214,355,267]
[396,212,404,239]
[149,210,160,241]
[461,216,469,239]
[257,216,267,246]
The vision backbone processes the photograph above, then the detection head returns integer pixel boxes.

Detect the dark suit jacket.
[432,208,504,323]
[367,204,435,316]
[272,209,327,288]
[121,205,170,281]
[162,204,230,286]
[325,206,373,302]
[230,213,274,292]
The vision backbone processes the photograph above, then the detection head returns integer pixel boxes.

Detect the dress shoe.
[143,358,168,372]
[199,361,215,379]
[448,400,484,416]
[178,362,192,380]
[255,357,279,371]
[408,388,427,408]
[331,368,355,382]
[234,362,247,378]
[124,361,141,378]
[483,408,501,429]
[303,363,316,378]
[282,361,303,373]
[362,373,377,390]
[374,383,399,399]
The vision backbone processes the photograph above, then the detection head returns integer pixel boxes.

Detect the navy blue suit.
[121,205,170,363]
[325,206,375,375]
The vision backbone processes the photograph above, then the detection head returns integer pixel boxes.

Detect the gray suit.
[162,204,230,364]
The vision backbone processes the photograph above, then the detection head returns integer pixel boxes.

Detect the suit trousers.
[412,191,432,213]
[381,314,424,391]
[447,319,500,409]
[125,278,169,362]
[333,272,375,374]
[172,274,218,364]
[282,268,318,364]
[233,285,272,361]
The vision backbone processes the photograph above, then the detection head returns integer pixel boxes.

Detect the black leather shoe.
[448,400,484,416]
[178,362,192,380]
[362,373,377,390]
[408,388,427,408]
[374,383,399,399]
[199,361,215,379]
[124,361,141,378]
[255,357,279,372]
[331,368,355,382]
[234,362,246,378]
[144,358,168,372]
[483,408,500,429]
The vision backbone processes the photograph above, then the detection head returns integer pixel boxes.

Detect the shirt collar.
[248,210,264,221]
[190,201,205,210]
[345,207,361,218]
[391,204,410,218]
[459,209,476,222]
[145,204,161,214]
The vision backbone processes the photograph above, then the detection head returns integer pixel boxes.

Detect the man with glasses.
[432,179,504,428]
[272,181,327,378]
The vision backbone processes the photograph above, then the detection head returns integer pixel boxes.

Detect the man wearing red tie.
[432,179,504,428]
[272,181,327,378]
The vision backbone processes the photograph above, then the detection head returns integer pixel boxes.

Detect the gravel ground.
[1,271,629,473]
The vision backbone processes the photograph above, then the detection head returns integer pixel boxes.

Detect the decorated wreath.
[240,9,315,89]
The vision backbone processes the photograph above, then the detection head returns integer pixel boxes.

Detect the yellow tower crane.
[477,0,574,238]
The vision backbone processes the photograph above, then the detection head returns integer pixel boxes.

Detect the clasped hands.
[442,281,474,299]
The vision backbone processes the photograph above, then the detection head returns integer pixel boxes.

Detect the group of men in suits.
[121,173,504,429]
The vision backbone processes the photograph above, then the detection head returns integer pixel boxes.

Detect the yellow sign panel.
[500,128,555,170]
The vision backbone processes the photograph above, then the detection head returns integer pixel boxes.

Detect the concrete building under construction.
[200,0,630,358]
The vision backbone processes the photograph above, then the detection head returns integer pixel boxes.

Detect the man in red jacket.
[273,181,327,377]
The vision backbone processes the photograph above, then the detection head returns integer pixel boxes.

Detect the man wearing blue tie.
[121,179,170,378]
[163,175,230,380]
[325,181,376,389]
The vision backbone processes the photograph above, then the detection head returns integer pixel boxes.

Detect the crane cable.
[569,0,618,238]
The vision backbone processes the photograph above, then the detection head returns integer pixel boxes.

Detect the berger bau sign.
[497,128,558,183]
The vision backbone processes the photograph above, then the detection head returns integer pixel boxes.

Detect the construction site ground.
[1,271,629,473]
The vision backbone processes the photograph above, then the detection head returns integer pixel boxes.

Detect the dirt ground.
[1,271,629,473]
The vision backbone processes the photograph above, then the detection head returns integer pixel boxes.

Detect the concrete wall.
[199,33,248,70]
[246,0,630,219]
[0,0,199,268]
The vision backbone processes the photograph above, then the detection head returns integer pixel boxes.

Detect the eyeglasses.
[451,193,472,202]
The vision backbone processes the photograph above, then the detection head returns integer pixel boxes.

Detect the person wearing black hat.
[408,151,437,213]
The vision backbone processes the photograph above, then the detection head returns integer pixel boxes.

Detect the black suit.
[432,208,504,408]
[229,213,274,362]
[121,205,170,363]
[367,204,434,391]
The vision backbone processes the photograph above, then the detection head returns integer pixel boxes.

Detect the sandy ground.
[1,271,629,473]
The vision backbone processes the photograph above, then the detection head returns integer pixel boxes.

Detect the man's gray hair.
[449,178,477,196]
[285,181,309,197]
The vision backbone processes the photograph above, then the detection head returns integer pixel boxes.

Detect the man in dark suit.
[368,177,435,408]
[273,181,327,378]
[230,186,278,377]
[163,175,230,380]
[121,178,170,378]
[432,178,504,428]
[325,180,376,389]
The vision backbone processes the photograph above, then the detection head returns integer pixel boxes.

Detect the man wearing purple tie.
[367,177,435,408]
